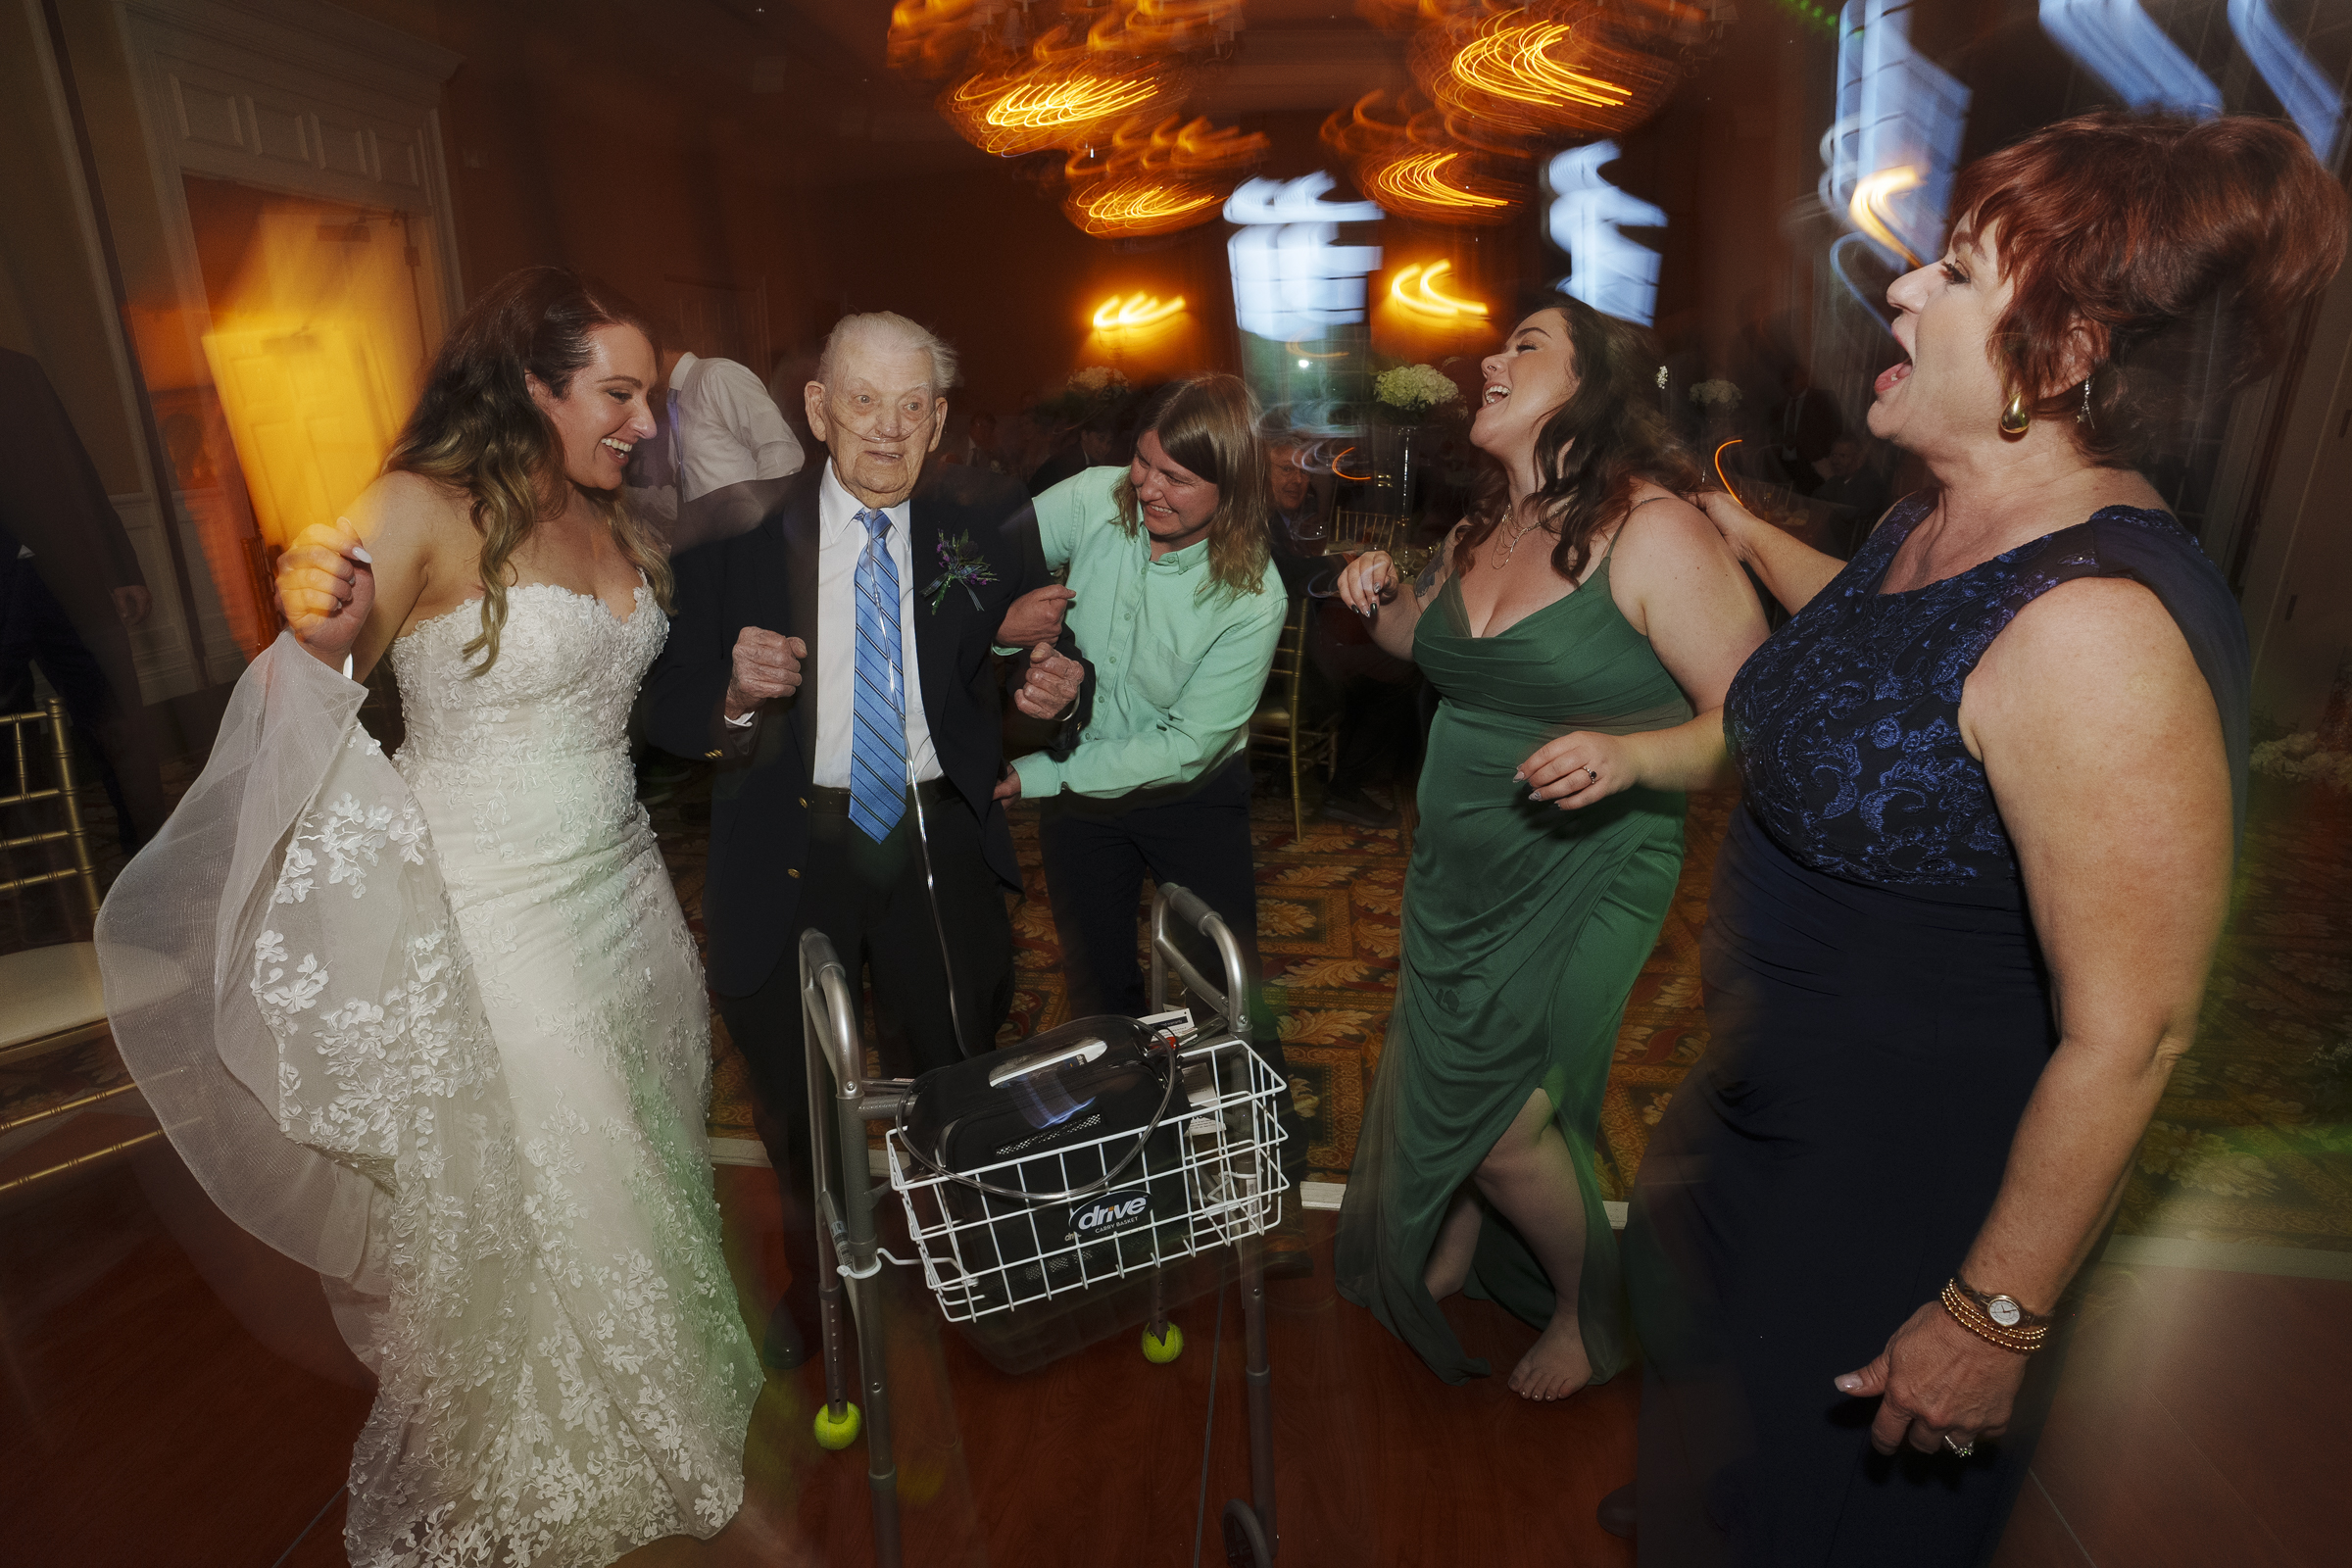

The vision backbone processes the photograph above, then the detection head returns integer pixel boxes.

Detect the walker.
[799,883,1288,1566]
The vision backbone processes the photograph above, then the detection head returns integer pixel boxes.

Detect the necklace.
[1493,511,1546,568]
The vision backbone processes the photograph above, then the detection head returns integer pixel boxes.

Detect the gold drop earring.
[1998,388,2032,437]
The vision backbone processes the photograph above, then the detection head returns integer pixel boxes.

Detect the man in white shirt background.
[625,342,806,557]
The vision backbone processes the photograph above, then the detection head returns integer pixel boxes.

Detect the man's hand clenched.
[725,628,807,719]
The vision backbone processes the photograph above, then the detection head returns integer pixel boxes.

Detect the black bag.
[902,1014,1189,1311]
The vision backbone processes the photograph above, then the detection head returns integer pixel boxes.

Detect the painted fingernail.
[1836,1375,1862,1393]
[351,546,373,564]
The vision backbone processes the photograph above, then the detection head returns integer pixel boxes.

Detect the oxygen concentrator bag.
[903,1014,1188,1308]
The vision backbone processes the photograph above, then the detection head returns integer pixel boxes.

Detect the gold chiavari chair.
[0,694,161,1201]
[1329,508,1397,558]
[1247,597,1340,840]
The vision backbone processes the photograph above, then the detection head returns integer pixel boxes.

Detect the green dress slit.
[1335,559,1692,1385]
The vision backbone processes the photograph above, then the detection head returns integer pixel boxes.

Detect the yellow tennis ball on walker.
[812,1401,862,1450]
[1141,1322,1185,1363]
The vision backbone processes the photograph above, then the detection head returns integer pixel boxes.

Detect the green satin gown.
[1335,558,1692,1384]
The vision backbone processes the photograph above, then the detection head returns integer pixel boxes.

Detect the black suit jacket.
[0,350,146,626]
[643,462,1053,998]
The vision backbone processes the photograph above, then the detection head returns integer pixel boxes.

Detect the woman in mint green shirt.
[999,375,1306,1253]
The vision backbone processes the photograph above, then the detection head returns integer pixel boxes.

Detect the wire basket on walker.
[800,882,1289,1568]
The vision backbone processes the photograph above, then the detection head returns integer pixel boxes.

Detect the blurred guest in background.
[645,311,1078,1367]
[1026,404,1124,497]
[1265,438,1419,830]
[0,349,166,851]
[626,340,805,556]
[1770,363,1843,495]
[1334,294,1767,1399]
[942,408,1006,473]
[1007,374,1310,1269]
[1267,435,1332,575]
[1626,112,2345,1563]
[1810,431,1890,557]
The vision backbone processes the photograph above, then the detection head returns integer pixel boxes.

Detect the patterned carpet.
[8,754,2346,1254]
[658,767,2352,1250]
[2119,781,2352,1249]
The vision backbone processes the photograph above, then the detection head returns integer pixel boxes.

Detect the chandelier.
[1413,2,1682,141]
[1331,1,1719,226]
[890,1,1259,236]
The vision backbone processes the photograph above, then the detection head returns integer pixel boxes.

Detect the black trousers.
[1037,757,1305,1176]
[713,785,1013,1308]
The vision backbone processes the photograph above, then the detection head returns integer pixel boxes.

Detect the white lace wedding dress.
[98,584,761,1567]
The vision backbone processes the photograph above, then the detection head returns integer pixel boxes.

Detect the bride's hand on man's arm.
[276,517,374,669]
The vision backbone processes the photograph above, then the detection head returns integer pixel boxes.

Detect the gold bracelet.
[1939,1279,2047,1354]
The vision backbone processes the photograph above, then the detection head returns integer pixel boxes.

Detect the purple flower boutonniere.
[922,531,998,612]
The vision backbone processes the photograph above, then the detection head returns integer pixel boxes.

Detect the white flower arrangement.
[1374,364,1462,413]
[1690,378,1742,409]
[1067,366,1130,395]
[2251,731,2352,793]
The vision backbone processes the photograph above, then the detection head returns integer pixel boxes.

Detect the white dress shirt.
[670,352,805,503]
[809,461,940,788]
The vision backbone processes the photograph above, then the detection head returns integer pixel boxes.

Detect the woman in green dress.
[1333,294,1767,1397]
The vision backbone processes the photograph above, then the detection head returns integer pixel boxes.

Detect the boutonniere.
[921,531,998,612]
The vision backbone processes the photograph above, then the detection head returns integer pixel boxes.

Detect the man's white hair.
[813,312,959,393]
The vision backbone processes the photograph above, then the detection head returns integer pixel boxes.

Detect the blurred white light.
[2038,0,2221,117]
[2229,0,2344,165]
[1820,0,1972,271]
[1225,172,1384,341]
[1545,141,1667,327]
[1298,358,1310,368]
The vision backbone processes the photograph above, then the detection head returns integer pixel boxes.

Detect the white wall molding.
[121,0,460,105]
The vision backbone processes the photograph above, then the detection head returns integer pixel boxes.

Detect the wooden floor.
[3,1151,2345,1566]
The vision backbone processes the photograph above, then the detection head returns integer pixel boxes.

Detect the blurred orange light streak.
[1713,438,1746,507]
[1072,181,1221,233]
[1369,149,1515,215]
[1390,260,1490,322]
[1333,446,1370,481]
[1450,17,1633,111]
[983,74,1159,129]
[1849,166,1924,268]
[1092,292,1188,331]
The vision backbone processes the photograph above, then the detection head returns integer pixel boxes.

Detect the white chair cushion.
[0,942,109,1053]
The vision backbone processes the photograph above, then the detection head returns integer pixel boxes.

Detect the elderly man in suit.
[643,311,1079,1365]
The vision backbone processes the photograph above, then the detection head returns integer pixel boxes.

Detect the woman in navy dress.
[1623,113,2346,1564]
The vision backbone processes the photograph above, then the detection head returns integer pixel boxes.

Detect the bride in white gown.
[96,268,763,1565]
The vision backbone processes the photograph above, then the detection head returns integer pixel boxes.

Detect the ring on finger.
[1942,1435,1976,1458]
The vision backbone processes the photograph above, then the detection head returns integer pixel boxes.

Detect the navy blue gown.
[1623,495,2248,1566]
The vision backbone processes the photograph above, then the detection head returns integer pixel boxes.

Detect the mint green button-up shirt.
[1010,466,1285,800]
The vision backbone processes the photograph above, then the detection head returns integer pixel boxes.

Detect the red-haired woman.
[1624,114,2346,1560]
[99,269,766,1565]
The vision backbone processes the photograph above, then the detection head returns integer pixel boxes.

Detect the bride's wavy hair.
[386,267,671,674]
[1458,291,1700,582]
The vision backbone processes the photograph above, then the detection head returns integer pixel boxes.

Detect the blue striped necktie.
[850,507,907,843]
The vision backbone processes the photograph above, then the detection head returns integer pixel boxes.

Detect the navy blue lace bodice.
[1725,493,2248,889]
